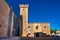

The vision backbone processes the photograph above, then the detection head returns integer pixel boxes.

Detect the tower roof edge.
[19,4,29,8]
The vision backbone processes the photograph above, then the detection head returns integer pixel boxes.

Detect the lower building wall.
[22,23,50,37]
[0,0,10,37]
[40,23,50,35]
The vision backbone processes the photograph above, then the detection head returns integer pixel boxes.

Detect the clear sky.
[6,0,60,30]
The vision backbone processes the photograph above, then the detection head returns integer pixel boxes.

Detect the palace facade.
[0,0,50,37]
[20,4,50,37]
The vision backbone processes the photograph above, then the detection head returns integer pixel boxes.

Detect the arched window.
[28,26,30,28]
[36,26,38,29]
[27,33,30,37]
[28,26,30,33]
[23,9,24,11]
[28,33,30,35]
[44,26,46,28]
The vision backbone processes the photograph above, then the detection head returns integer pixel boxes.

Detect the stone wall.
[0,0,10,37]
[20,4,29,37]
[19,4,50,37]
[27,23,50,37]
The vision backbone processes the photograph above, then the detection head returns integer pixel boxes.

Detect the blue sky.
[6,0,60,30]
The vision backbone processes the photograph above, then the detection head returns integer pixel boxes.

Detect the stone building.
[56,31,60,36]
[0,0,20,37]
[20,4,50,37]
[0,0,10,37]
[0,0,50,37]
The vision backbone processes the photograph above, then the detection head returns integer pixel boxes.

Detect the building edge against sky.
[20,4,50,37]
[0,0,20,37]
[0,0,50,37]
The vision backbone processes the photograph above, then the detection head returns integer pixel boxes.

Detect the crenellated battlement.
[20,4,29,8]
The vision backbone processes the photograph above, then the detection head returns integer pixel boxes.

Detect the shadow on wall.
[34,32,50,37]
[21,32,60,40]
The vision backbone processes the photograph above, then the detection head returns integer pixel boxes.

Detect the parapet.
[20,4,29,8]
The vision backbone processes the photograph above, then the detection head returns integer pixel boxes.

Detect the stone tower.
[20,4,29,37]
[20,4,50,37]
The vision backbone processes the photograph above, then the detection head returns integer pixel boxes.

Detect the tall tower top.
[20,4,29,8]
